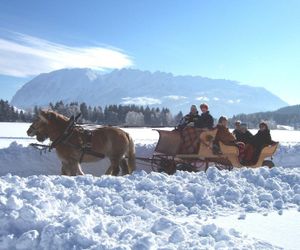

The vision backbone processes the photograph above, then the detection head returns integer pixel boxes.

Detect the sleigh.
[137,128,279,174]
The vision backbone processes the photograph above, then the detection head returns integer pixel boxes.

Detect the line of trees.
[0,99,184,126]
[0,100,33,122]
[48,101,183,126]
[2,98,300,129]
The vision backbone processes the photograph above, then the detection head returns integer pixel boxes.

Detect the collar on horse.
[30,113,105,162]
[49,113,81,150]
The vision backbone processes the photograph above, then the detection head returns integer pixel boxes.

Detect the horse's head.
[27,110,56,142]
[27,110,69,142]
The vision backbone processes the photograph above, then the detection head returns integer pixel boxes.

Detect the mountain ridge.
[11,68,288,117]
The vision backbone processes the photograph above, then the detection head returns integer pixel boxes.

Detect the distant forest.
[0,99,183,127]
[1,99,300,129]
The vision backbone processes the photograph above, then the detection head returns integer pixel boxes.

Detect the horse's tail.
[126,133,136,174]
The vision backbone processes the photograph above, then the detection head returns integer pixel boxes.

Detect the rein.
[30,143,51,154]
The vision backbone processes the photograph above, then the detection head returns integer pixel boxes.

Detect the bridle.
[30,113,105,162]
[30,113,81,151]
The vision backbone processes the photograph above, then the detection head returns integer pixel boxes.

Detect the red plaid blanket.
[178,127,203,154]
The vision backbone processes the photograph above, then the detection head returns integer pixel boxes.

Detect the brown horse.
[27,110,136,176]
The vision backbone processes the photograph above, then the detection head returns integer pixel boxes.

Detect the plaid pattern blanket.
[178,127,203,154]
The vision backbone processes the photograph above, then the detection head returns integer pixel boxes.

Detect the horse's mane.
[40,109,69,122]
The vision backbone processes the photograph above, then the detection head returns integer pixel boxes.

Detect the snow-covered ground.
[0,122,300,249]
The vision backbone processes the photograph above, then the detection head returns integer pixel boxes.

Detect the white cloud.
[213,97,219,101]
[163,95,187,100]
[195,96,210,101]
[121,97,161,106]
[228,99,241,104]
[0,32,133,77]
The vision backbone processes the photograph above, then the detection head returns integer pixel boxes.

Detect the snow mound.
[0,167,299,249]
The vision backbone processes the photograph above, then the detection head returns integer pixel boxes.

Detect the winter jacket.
[244,129,274,164]
[233,129,253,144]
[177,112,200,129]
[250,129,273,149]
[214,124,236,146]
[195,111,214,129]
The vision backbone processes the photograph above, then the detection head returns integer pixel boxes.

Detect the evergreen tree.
[144,106,151,125]
[80,102,89,120]
[175,111,183,124]
[125,111,145,126]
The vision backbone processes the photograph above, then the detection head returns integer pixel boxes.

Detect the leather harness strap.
[30,113,105,162]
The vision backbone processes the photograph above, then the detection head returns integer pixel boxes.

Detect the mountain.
[274,104,300,115]
[230,104,300,128]
[11,68,288,117]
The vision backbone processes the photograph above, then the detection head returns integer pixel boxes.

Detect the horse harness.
[30,113,105,163]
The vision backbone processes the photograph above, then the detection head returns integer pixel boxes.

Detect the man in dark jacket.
[233,121,253,144]
[177,105,200,130]
[195,103,214,129]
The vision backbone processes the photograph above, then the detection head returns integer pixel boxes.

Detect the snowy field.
[0,122,300,249]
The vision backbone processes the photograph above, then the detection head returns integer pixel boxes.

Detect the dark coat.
[244,129,274,164]
[233,129,253,144]
[195,111,214,129]
[250,129,273,149]
[214,124,236,146]
[177,112,200,129]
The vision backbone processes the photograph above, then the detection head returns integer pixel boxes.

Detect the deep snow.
[1,168,300,249]
[0,122,300,249]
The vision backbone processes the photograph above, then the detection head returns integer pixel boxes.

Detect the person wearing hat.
[177,105,200,130]
[214,116,237,147]
[232,120,242,138]
[195,103,214,129]
[213,116,246,159]
[233,121,253,144]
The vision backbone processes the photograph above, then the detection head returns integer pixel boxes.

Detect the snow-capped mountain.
[11,68,287,117]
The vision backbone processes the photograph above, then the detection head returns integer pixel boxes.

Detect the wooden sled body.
[146,128,279,173]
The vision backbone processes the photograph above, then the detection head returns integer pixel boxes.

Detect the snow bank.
[1,123,300,249]
[0,142,155,177]
[1,167,299,249]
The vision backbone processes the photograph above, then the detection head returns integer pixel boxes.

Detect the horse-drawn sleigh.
[137,128,279,174]
[27,110,279,176]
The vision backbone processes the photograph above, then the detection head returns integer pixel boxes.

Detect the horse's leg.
[61,162,69,175]
[120,158,129,175]
[105,166,113,175]
[69,161,86,176]
[125,133,136,174]
[69,163,78,176]
[63,161,82,176]
[110,158,121,176]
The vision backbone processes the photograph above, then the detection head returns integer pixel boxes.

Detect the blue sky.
[0,0,299,105]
